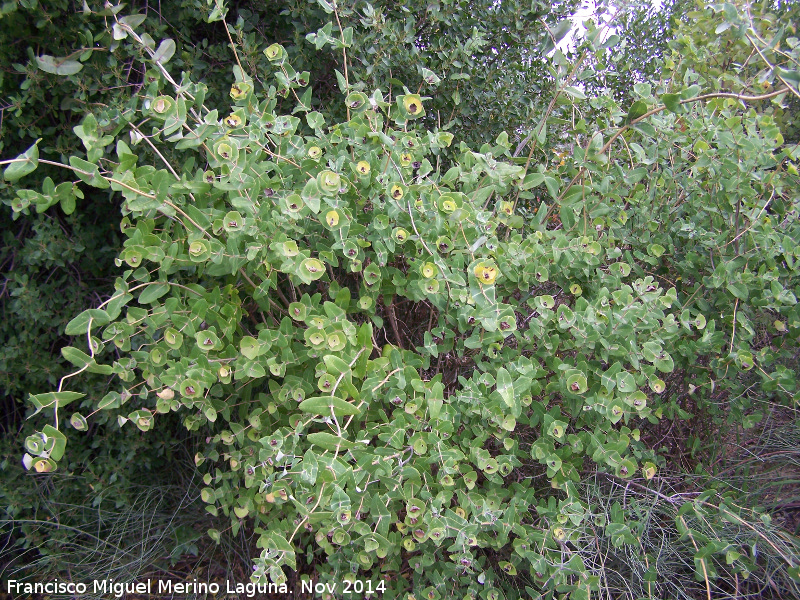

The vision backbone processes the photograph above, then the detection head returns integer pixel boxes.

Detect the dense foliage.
[0,0,575,427]
[2,0,800,598]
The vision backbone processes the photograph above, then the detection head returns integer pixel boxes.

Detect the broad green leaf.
[307,432,354,451]
[616,371,636,393]
[119,14,147,29]
[153,38,176,64]
[301,449,319,483]
[654,352,674,373]
[543,176,560,200]
[60,193,76,215]
[265,530,295,553]
[323,354,351,375]
[496,367,514,408]
[61,346,113,374]
[35,55,83,76]
[41,425,67,461]
[681,84,702,99]
[69,156,109,189]
[563,86,586,100]
[726,282,749,300]
[28,391,85,416]
[299,396,361,416]
[97,391,121,410]
[64,308,110,335]
[240,336,260,359]
[138,282,170,304]
[3,139,40,181]
[661,93,683,114]
[626,100,648,122]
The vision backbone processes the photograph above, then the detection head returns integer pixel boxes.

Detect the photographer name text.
[7,577,386,597]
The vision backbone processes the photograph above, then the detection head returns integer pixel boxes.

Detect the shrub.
[5,2,800,598]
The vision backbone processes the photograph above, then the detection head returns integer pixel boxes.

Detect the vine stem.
[729,298,739,354]
[745,34,800,101]
[130,123,181,181]
[332,1,350,119]
[222,17,245,76]
[679,515,712,600]
[2,156,160,200]
[287,483,325,544]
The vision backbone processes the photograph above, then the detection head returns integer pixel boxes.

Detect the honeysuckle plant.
[5,2,800,598]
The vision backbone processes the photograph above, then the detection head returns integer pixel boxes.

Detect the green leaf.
[496,367,514,408]
[138,283,170,304]
[61,346,113,374]
[661,93,683,114]
[566,372,588,394]
[64,308,110,335]
[726,282,749,300]
[98,392,121,411]
[616,371,636,393]
[563,86,586,100]
[521,173,545,190]
[552,20,572,43]
[69,156,109,189]
[263,531,296,569]
[681,84,702,100]
[775,66,799,87]
[654,352,674,373]
[601,362,622,391]
[335,69,348,93]
[323,354,351,376]
[626,100,648,122]
[543,176,560,200]
[35,55,83,76]
[153,38,176,64]
[301,449,319,483]
[239,336,261,360]
[4,139,41,181]
[299,396,361,416]
[28,391,85,416]
[41,425,67,461]
[130,409,154,431]
[601,34,621,49]
[307,432,354,451]
[60,193,76,215]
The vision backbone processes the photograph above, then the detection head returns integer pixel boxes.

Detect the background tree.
[579,0,694,103]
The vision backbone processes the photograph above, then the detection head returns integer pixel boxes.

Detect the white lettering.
[300,580,337,595]
[9,580,88,595]
[92,579,150,597]
[156,579,218,595]
[228,580,288,597]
